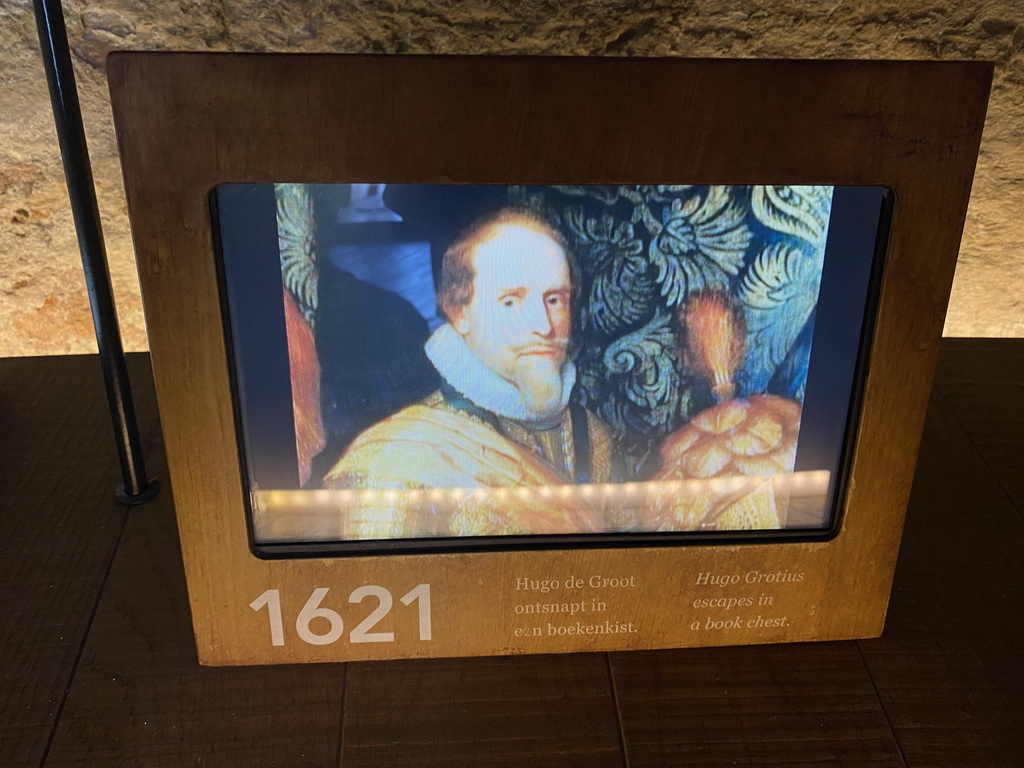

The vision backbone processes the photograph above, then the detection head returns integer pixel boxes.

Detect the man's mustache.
[514,340,569,357]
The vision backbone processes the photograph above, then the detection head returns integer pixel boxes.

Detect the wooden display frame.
[108,54,990,665]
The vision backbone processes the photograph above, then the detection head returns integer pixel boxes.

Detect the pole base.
[116,477,161,507]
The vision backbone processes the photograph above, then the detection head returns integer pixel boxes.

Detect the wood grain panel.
[611,643,904,767]
[41,445,346,767]
[857,390,1024,766]
[0,354,158,768]
[342,653,624,768]
[106,55,993,664]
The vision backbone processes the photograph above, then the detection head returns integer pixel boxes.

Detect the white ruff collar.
[424,324,576,423]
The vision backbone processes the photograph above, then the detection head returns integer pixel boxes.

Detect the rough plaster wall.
[1,0,1022,356]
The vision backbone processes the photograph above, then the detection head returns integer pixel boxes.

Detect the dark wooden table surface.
[2,339,1022,767]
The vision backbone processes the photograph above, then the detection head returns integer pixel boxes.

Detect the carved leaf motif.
[552,185,624,206]
[538,182,832,470]
[751,185,833,250]
[649,186,752,307]
[276,183,318,326]
[601,312,680,432]
[739,242,820,394]
[588,258,654,333]
[565,209,653,333]
[654,185,694,195]
[564,209,642,268]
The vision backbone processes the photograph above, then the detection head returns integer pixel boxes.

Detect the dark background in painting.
[307,185,510,482]
[215,184,884,514]
[214,185,299,490]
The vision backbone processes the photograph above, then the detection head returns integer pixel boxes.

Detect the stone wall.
[2,0,1022,356]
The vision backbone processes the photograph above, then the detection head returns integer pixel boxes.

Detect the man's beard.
[511,348,568,420]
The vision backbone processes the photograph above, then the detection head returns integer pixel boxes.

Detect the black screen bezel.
[210,183,893,559]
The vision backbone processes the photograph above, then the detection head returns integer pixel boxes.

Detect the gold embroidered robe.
[324,392,614,539]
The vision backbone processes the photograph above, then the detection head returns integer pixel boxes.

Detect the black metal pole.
[32,0,158,506]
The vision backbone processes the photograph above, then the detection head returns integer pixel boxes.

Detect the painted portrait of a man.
[254,182,866,546]
[322,209,619,539]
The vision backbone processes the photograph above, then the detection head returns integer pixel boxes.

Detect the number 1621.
[249,584,431,647]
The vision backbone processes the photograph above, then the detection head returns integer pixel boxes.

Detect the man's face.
[450,223,572,418]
